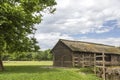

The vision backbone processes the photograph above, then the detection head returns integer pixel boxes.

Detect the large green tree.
[0,0,56,70]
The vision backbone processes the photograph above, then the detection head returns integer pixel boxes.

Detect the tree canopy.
[0,0,56,53]
[0,0,56,70]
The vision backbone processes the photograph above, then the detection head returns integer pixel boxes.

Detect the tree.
[1,49,53,61]
[0,0,56,71]
[38,49,52,60]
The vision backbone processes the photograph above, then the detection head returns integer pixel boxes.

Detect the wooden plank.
[78,54,80,67]
[94,53,96,74]
[102,52,105,80]
[96,66,105,68]
[83,57,92,58]
[96,55,105,57]
[82,53,85,67]
[63,61,72,62]
[74,61,78,62]
[74,57,78,59]
[96,61,103,63]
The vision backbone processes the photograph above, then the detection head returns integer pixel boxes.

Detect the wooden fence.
[94,53,106,80]
[94,53,120,80]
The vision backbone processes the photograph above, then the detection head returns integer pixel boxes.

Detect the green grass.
[0,61,101,80]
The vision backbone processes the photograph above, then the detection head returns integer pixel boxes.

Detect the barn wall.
[105,68,120,80]
[52,41,73,67]
[52,40,120,67]
[95,54,120,66]
[73,52,94,67]
[97,67,120,80]
[83,53,94,67]
[111,54,120,66]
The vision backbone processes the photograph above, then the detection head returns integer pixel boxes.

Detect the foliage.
[2,49,53,61]
[0,0,56,70]
[0,61,101,80]
[38,49,53,60]
[0,0,56,53]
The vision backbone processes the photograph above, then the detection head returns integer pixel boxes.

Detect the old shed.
[51,39,120,67]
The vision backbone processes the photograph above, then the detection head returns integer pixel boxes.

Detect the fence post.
[95,52,106,80]
[102,52,105,80]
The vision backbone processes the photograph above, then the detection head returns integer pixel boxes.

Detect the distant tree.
[2,49,53,61]
[45,49,53,60]
[31,52,39,61]
[0,0,56,71]
[38,49,52,60]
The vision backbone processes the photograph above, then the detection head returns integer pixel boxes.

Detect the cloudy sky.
[35,0,120,50]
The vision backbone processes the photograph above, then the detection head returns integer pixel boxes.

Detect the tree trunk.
[0,54,4,71]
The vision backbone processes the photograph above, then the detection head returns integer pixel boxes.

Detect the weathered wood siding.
[105,67,120,80]
[111,54,120,66]
[52,41,73,67]
[97,67,120,80]
[52,41,120,67]
[73,52,94,67]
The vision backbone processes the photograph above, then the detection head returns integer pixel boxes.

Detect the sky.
[35,0,120,50]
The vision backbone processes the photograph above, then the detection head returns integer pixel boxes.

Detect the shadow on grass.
[1,65,60,74]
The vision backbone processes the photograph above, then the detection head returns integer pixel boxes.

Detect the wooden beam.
[82,53,85,67]
[102,52,105,80]
[94,53,96,74]
[95,52,106,80]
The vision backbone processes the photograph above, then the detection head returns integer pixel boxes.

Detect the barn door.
[62,55,72,67]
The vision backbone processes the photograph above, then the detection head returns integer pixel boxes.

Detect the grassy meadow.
[0,61,101,80]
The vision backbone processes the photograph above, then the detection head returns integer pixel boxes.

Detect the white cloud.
[35,32,73,50]
[35,33,120,50]
[95,27,113,33]
[57,0,70,9]
[79,37,120,47]
[35,0,120,49]
[37,0,120,35]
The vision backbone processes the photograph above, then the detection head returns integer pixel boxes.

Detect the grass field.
[0,61,101,80]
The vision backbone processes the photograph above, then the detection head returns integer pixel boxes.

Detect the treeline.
[2,49,53,61]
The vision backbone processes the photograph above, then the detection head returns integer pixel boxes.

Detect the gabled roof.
[59,39,120,54]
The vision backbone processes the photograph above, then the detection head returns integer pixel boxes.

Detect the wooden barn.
[51,39,120,67]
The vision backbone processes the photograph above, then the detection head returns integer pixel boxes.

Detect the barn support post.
[110,55,113,66]
[94,53,96,74]
[102,52,105,80]
[95,52,106,80]
[82,53,85,67]
[88,54,91,66]
[78,53,80,67]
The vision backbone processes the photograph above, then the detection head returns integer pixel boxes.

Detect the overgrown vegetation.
[2,49,52,61]
[0,61,101,80]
